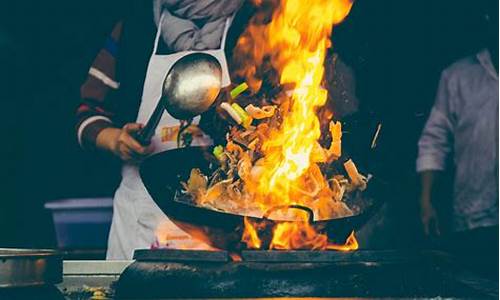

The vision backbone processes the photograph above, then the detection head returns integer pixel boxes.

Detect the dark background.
[0,0,496,248]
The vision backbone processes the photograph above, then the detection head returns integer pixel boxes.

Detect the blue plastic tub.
[44,198,113,249]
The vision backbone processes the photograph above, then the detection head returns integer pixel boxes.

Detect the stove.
[109,249,497,299]
[34,249,496,299]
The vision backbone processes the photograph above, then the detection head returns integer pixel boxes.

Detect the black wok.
[140,112,386,249]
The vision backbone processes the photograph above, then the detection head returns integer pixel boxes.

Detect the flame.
[233,0,355,250]
[326,231,359,251]
[256,0,352,201]
[272,224,358,251]
[242,217,263,249]
[242,216,358,251]
[271,221,329,250]
[153,220,218,250]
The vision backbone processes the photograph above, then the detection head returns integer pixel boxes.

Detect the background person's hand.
[419,170,441,237]
[96,123,153,162]
[420,201,441,236]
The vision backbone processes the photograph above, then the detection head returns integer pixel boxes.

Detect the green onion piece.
[213,145,224,159]
[230,82,249,99]
[231,103,248,120]
[231,103,252,128]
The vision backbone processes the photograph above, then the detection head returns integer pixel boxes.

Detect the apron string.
[220,15,234,51]
[152,13,166,56]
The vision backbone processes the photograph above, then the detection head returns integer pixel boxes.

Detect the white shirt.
[416,49,499,231]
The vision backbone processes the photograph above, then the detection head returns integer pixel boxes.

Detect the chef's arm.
[416,70,454,236]
[76,21,151,161]
[76,21,122,150]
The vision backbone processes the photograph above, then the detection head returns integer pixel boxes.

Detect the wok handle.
[134,97,166,145]
[263,204,315,223]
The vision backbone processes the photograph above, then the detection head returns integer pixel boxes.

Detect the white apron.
[106,15,233,260]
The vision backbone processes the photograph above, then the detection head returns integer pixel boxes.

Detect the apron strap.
[220,16,234,51]
[152,13,166,56]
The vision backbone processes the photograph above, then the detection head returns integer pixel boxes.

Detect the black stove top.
[114,249,498,299]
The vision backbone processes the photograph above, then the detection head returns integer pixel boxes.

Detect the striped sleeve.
[76,21,123,150]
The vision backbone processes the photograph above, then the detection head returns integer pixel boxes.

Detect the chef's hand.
[96,123,153,162]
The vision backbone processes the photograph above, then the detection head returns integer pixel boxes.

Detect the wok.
[140,113,387,250]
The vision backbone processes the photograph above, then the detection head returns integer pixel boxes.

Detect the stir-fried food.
[181,95,368,222]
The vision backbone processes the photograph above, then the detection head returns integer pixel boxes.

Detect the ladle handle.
[134,97,166,145]
[134,129,151,146]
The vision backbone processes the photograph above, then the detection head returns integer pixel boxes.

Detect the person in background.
[416,6,498,275]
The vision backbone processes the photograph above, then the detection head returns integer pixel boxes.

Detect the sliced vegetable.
[230,82,249,99]
[213,145,224,160]
[220,102,242,124]
[231,103,253,128]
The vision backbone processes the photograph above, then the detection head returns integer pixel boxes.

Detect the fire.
[271,221,330,250]
[327,231,358,251]
[152,220,218,250]
[248,0,353,201]
[243,216,358,251]
[242,217,262,249]
[233,0,356,250]
[272,223,358,251]
[177,0,359,251]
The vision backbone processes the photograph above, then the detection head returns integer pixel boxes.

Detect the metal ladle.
[136,53,223,145]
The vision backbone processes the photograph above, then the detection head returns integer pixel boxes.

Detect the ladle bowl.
[137,52,223,145]
[164,52,223,120]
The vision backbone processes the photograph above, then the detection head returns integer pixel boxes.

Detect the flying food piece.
[328,121,342,159]
[371,123,382,149]
[343,159,367,191]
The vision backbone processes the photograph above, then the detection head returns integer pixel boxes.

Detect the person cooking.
[76,0,245,260]
[76,0,359,260]
[416,7,498,273]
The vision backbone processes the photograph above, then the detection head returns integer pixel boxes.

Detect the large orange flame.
[233,0,356,250]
